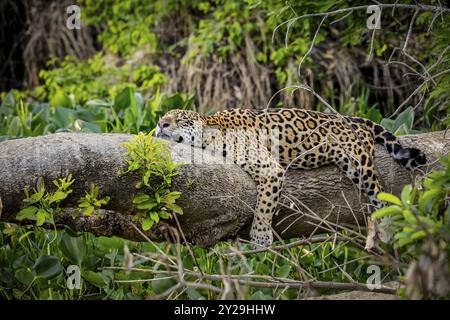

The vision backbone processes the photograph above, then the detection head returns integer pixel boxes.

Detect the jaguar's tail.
[348,117,427,170]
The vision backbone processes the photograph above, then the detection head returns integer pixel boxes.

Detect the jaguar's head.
[155,109,205,147]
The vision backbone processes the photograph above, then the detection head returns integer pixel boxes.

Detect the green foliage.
[36,53,167,104]
[380,107,419,136]
[122,132,182,230]
[373,154,450,255]
[16,175,75,227]
[0,88,193,141]
[78,184,111,217]
[338,88,383,123]
[0,224,158,299]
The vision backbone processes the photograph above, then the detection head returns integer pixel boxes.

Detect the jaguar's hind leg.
[336,150,389,250]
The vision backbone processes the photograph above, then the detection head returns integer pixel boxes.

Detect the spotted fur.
[155,108,426,247]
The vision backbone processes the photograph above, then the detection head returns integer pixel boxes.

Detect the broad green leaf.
[380,118,394,131]
[393,107,414,132]
[411,230,426,241]
[402,209,417,224]
[35,209,47,226]
[28,190,44,204]
[150,211,160,223]
[113,86,135,112]
[136,200,157,210]
[15,268,36,286]
[420,189,442,211]
[159,211,171,219]
[82,206,95,216]
[16,206,37,220]
[82,271,107,288]
[60,234,86,265]
[33,255,62,280]
[372,205,402,219]
[133,194,150,204]
[161,94,184,110]
[165,203,183,214]
[377,192,401,205]
[276,264,291,278]
[251,291,273,300]
[394,123,409,136]
[97,236,125,250]
[74,119,102,133]
[78,201,90,208]
[142,217,154,231]
[53,107,75,129]
[151,274,176,294]
[400,184,413,205]
[50,91,72,108]
[48,190,69,204]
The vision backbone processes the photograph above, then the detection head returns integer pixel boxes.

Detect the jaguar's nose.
[158,119,171,129]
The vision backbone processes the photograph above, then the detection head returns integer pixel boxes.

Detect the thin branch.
[297,14,328,78]
[105,266,398,294]
[402,8,420,52]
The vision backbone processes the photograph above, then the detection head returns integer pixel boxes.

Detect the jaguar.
[155,108,426,249]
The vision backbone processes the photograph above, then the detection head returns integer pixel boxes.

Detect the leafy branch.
[122,131,183,231]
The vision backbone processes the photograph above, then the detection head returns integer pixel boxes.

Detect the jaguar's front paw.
[250,230,273,249]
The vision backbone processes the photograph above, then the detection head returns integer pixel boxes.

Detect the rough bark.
[0,131,448,246]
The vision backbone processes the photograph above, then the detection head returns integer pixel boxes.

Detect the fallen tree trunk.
[0,131,448,246]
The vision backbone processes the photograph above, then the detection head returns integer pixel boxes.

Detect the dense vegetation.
[0,0,448,299]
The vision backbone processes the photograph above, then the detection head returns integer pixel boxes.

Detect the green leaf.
[276,264,291,278]
[74,119,102,133]
[113,86,135,112]
[151,274,176,294]
[82,271,108,288]
[394,123,409,136]
[53,107,75,129]
[377,192,402,205]
[393,107,414,132]
[16,206,38,220]
[380,118,394,131]
[161,94,184,110]
[420,189,442,211]
[36,176,45,193]
[48,190,69,204]
[83,206,95,216]
[165,203,183,214]
[410,230,426,241]
[35,209,48,226]
[150,211,160,223]
[400,185,413,205]
[60,234,86,265]
[50,90,72,108]
[142,217,154,231]
[136,200,157,210]
[159,211,171,219]
[15,268,36,286]
[33,255,62,280]
[372,205,402,219]
[251,291,273,300]
[133,194,150,204]
[402,209,417,224]
[28,190,44,204]
[97,236,125,250]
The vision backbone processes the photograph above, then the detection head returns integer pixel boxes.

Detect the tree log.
[0,131,448,246]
